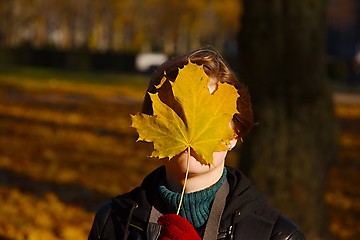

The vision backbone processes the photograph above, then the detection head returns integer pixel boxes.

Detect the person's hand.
[157,214,201,240]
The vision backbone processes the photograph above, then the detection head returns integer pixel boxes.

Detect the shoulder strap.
[148,179,230,240]
[202,179,229,240]
[148,208,162,240]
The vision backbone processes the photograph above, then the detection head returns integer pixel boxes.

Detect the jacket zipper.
[123,202,139,240]
[227,210,241,240]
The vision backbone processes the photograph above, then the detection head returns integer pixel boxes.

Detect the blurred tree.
[0,0,242,54]
[0,0,11,45]
[238,0,337,239]
[89,0,116,51]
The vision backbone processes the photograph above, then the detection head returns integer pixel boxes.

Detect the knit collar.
[158,168,227,228]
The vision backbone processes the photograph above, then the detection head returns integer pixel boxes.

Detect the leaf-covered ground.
[0,69,359,239]
[325,92,360,240]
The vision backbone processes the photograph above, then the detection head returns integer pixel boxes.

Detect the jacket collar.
[220,167,267,227]
[111,166,267,231]
[111,166,166,230]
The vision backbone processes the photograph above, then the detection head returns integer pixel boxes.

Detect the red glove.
[157,214,201,240]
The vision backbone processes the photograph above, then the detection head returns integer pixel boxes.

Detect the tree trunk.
[238,1,337,239]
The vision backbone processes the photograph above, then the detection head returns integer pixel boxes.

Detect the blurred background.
[0,0,359,239]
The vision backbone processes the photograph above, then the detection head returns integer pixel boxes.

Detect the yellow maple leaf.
[131,61,239,165]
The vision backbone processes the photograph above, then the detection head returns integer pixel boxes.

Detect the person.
[88,48,305,240]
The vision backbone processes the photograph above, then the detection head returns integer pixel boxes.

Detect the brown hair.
[141,48,253,138]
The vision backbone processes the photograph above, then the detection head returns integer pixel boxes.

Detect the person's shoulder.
[94,201,112,219]
[88,192,141,239]
[271,215,305,240]
[92,190,139,221]
[89,201,112,240]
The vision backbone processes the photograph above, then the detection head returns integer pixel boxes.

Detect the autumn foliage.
[0,68,158,239]
[0,68,359,239]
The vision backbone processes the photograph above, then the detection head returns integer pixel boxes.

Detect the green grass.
[0,65,150,87]
[0,65,151,102]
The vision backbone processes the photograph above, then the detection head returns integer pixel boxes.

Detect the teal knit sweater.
[159,168,227,228]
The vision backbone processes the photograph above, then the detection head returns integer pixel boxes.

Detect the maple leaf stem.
[176,146,191,215]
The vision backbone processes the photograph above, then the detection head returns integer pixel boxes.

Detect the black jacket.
[88,166,305,240]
